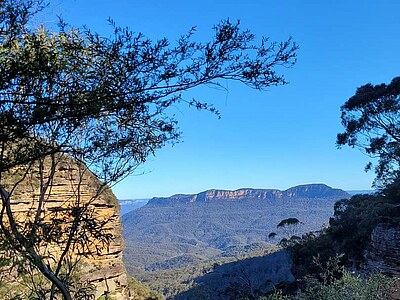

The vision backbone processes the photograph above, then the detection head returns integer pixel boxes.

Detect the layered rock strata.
[364,223,400,276]
[148,184,350,205]
[1,155,130,299]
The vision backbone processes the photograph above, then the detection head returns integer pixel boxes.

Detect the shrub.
[261,271,394,300]
[127,277,163,300]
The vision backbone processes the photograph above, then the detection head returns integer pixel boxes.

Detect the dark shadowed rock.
[364,222,400,275]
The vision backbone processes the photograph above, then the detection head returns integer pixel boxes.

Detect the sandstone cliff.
[147,184,350,205]
[1,155,131,299]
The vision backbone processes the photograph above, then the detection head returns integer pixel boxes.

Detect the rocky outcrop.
[148,184,350,205]
[364,223,400,275]
[1,156,131,299]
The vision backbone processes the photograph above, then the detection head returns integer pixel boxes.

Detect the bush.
[127,277,163,300]
[290,184,400,277]
[261,271,394,300]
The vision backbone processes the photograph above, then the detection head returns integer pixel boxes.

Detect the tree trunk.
[29,250,72,300]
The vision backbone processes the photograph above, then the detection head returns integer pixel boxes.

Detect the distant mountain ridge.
[148,184,350,205]
[122,183,350,297]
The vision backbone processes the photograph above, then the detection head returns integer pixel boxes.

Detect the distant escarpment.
[122,184,349,298]
[147,184,350,205]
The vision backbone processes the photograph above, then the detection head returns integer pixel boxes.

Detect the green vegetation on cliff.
[262,271,395,300]
[291,181,400,278]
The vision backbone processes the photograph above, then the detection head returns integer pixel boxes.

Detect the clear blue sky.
[48,0,400,198]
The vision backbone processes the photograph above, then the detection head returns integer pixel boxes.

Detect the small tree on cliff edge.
[337,76,400,188]
[0,0,297,298]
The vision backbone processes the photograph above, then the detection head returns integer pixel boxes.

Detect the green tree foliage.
[337,76,400,187]
[277,218,303,243]
[277,218,302,228]
[127,277,162,300]
[0,0,297,298]
[262,254,396,300]
[280,76,400,299]
[261,272,394,300]
[290,182,400,280]
[0,0,297,182]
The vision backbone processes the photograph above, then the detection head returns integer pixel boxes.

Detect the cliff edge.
[147,183,350,205]
[1,156,131,299]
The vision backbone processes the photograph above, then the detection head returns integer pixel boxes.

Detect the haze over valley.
[1,1,399,299]
[121,184,350,297]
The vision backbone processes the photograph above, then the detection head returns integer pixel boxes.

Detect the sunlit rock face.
[364,223,400,276]
[147,184,350,205]
[1,155,130,299]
